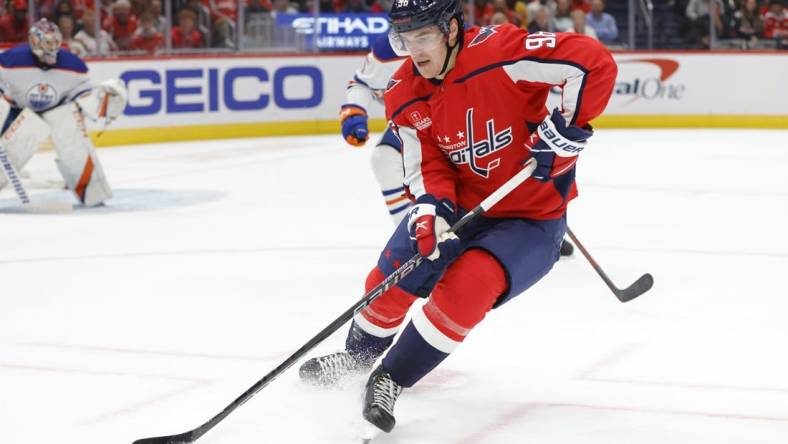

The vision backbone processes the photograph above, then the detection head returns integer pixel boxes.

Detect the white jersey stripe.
[502,59,587,125]
[353,311,401,338]
[398,125,427,198]
[411,306,461,354]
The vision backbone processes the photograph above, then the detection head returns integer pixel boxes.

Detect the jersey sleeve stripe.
[499,57,589,126]
[398,125,427,198]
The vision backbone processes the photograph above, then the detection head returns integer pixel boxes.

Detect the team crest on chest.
[25,82,58,111]
[439,107,512,178]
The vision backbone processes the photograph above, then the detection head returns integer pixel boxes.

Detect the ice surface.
[1,129,787,444]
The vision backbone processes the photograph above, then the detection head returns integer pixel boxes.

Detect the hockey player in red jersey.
[300,0,617,435]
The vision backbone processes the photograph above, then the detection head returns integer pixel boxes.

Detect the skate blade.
[358,419,382,443]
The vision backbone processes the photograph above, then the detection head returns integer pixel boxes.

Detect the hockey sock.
[382,250,507,387]
[348,267,418,362]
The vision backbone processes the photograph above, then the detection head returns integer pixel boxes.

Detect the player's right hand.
[407,195,461,267]
[339,104,369,147]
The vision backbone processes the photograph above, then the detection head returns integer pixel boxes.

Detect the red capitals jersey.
[384,25,617,220]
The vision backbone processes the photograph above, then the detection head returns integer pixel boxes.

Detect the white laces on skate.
[316,352,359,375]
[371,372,402,415]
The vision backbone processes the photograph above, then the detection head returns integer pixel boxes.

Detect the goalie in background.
[0,18,127,207]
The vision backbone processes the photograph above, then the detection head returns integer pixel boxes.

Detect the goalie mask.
[29,18,63,66]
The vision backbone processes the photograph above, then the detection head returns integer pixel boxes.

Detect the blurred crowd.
[0,0,784,53]
[677,0,787,48]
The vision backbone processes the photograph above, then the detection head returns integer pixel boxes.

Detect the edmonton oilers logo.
[25,83,58,111]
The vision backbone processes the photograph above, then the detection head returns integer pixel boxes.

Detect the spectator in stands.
[528,4,555,32]
[553,0,575,31]
[344,0,370,12]
[272,0,298,16]
[130,0,146,16]
[685,0,724,47]
[570,8,598,38]
[38,0,57,21]
[763,0,787,45]
[149,0,168,34]
[58,14,88,56]
[53,0,75,23]
[0,0,29,43]
[74,9,119,54]
[490,11,509,24]
[734,0,764,41]
[172,8,203,48]
[493,0,521,26]
[246,0,272,15]
[571,0,590,13]
[513,1,530,29]
[527,0,550,24]
[586,0,618,43]
[131,11,165,54]
[104,0,139,50]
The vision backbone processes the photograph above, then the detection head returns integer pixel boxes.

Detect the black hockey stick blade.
[133,432,195,444]
[615,272,654,302]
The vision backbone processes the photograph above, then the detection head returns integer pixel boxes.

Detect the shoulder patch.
[386,77,402,92]
[468,25,500,48]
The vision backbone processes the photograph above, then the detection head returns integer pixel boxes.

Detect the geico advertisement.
[86,55,369,129]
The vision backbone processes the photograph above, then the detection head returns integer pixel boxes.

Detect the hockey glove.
[407,195,462,269]
[339,104,369,147]
[525,108,593,182]
[97,78,128,120]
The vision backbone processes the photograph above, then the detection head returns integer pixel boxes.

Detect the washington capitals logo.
[443,108,512,178]
[386,78,401,92]
[468,26,499,48]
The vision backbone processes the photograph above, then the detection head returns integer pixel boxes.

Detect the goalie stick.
[132,159,539,444]
[565,227,653,302]
[0,142,72,213]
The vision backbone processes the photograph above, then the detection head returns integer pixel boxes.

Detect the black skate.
[299,351,373,386]
[560,238,574,257]
[362,365,403,433]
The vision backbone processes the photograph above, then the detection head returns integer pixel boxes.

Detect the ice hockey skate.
[298,351,375,386]
[362,365,403,434]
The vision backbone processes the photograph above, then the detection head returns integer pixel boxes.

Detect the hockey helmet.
[29,18,63,65]
[389,0,463,35]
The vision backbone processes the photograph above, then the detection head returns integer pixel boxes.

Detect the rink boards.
[83,51,788,146]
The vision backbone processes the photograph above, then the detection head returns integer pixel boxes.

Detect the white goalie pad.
[0,100,52,191]
[42,102,112,206]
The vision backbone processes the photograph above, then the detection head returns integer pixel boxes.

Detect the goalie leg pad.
[0,102,51,190]
[43,103,112,206]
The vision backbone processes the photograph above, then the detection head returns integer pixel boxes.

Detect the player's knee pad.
[0,103,51,190]
[354,267,419,337]
[42,103,112,206]
[425,249,508,342]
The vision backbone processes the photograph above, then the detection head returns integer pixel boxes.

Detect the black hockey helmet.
[389,0,463,35]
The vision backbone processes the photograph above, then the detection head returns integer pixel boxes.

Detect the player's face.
[398,26,448,78]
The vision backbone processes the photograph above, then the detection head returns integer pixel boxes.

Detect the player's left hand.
[525,108,592,182]
[407,194,462,269]
[339,104,369,147]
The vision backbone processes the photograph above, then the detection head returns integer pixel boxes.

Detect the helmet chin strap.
[437,38,459,77]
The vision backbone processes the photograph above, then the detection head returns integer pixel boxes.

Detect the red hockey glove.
[525,108,593,182]
[407,195,462,268]
[339,104,369,147]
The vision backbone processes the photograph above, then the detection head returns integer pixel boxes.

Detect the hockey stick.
[0,142,72,213]
[132,159,538,444]
[565,227,653,302]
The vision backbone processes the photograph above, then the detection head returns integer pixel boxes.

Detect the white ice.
[1,129,787,444]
